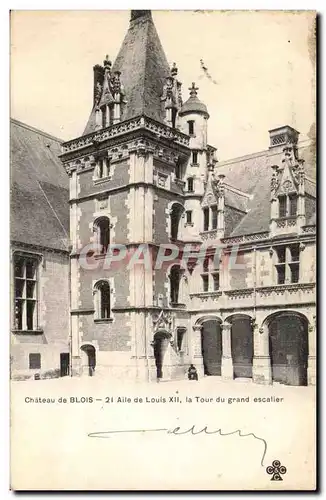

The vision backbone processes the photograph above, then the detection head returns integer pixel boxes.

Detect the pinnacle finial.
[130,10,152,22]
[103,55,112,68]
[189,82,198,97]
[171,62,178,77]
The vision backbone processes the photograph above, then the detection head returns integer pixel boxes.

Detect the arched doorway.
[152,330,172,379]
[201,319,222,376]
[80,344,96,376]
[267,312,308,386]
[228,315,253,379]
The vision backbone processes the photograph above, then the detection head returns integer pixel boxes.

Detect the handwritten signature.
[88,425,267,466]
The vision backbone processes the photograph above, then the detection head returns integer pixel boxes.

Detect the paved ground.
[11,376,316,490]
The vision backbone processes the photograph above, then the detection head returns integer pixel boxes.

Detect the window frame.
[278,193,298,218]
[188,120,195,136]
[94,280,112,322]
[29,353,41,370]
[274,244,300,284]
[185,210,193,225]
[187,177,194,192]
[13,253,40,332]
[94,217,111,254]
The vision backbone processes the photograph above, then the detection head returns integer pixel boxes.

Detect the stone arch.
[152,329,172,380]
[225,313,253,379]
[93,215,111,254]
[80,343,97,377]
[168,201,185,240]
[195,314,223,325]
[262,310,309,386]
[197,316,222,376]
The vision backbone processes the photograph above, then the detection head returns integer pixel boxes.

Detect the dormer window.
[278,193,297,218]
[203,207,209,232]
[188,120,195,136]
[96,157,110,180]
[211,205,218,230]
[101,105,112,129]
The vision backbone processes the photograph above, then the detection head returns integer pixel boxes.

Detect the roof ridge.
[10,118,64,143]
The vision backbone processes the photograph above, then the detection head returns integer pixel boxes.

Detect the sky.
[10,10,316,160]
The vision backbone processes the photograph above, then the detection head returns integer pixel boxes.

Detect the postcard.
[10,9,316,490]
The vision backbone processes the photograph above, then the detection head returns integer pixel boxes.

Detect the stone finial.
[189,82,199,97]
[103,54,112,69]
[171,62,178,77]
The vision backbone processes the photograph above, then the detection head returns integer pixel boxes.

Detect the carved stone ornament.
[153,309,173,331]
[157,175,166,187]
[282,179,294,193]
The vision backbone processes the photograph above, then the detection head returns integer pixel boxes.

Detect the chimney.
[268,125,300,149]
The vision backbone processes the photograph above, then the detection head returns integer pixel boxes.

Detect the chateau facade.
[10,120,70,380]
[59,10,316,386]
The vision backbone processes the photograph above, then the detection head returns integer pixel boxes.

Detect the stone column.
[252,323,272,385]
[192,325,204,377]
[221,322,233,380]
[307,317,316,386]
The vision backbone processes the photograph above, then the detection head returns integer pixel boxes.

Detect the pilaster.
[191,325,204,376]
[252,323,272,385]
[307,316,316,386]
[221,322,233,380]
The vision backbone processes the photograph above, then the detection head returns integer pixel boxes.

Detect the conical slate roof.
[83,11,171,135]
[179,82,209,117]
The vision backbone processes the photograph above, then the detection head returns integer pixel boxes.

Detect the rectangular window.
[212,272,220,291]
[274,244,300,284]
[202,274,209,292]
[276,246,286,263]
[290,263,299,283]
[289,194,297,216]
[175,162,182,180]
[279,195,287,218]
[188,120,195,136]
[192,151,198,164]
[14,255,38,331]
[211,205,218,229]
[29,353,41,370]
[289,244,300,262]
[186,210,192,224]
[187,178,194,192]
[203,258,210,273]
[276,264,286,284]
[203,207,209,231]
[97,159,104,178]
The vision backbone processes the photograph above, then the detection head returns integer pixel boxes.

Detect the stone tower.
[60,10,212,380]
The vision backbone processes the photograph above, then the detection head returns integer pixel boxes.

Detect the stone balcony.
[189,282,315,310]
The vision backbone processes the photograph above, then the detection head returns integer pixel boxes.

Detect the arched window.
[94,217,110,254]
[170,203,184,240]
[94,281,111,320]
[170,265,181,304]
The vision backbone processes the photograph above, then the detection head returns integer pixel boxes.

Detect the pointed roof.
[10,119,69,252]
[83,11,171,135]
